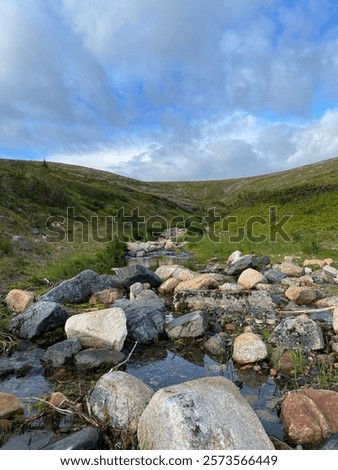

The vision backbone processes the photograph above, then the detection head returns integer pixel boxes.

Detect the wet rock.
[113,265,161,289]
[285,287,317,305]
[174,273,225,292]
[89,288,122,305]
[204,334,227,356]
[42,427,103,450]
[281,393,331,446]
[1,430,54,450]
[42,338,81,368]
[0,348,45,380]
[65,308,127,350]
[74,348,125,370]
[232,332,268,364]
[40,270,120,304]
[8,301,69,340]
[0,392,24,419]
[137,376,274,450]
[279,261,302,277]
[113,298,166,343]
[270,315,325,351]
[238,268,266,289]
[165,311,207,339]
[89,371,154,442]
[5,289,34,315]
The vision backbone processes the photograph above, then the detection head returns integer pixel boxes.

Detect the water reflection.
[126,253,194,270]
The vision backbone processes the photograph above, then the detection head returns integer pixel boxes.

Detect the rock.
[281,393,331,446]
[232,332,268,364]
[65,308,127,350]
[137,377,274,450]
[279,261,302,277]
[264,269,287,284]
[74,349,125,370]
[89,371,154,442]
[5,289,34,315]
[204,334,227,356]
[323,265,338,280]
[113,265,161,289]
[299,389,338,432]
[319,434,338,450]
[130,282,144,300]
[48,392,69,409]
[113,298,166,343]
[303,258,331,268]
[11,235,32,250]
[237,268,266,289]
[334,307,338,334]
[298,275,315,286]
[42,338,81,368]
[270,315,325,351]
[42,427,103,450]
[0,393,24,419]
[226,255,254,276]
[174,273,225,292]
[165,311,207,339]
[316,296,338,308]
[8,301,69,340]
[219,283,243,292]
[284,287,317,305]
[89,288,122,305]
[155,265,195,282]
[158,278,180,295]
[227,250,242,263]
[135,289,163,305]
[40,269,120,304]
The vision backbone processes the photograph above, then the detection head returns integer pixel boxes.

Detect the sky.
[1,0,338,181]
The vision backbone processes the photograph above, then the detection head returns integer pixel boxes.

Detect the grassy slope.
[1,157,338,289]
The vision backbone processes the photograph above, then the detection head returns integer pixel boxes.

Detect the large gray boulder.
[89,371,154,441]
[113,265,161,289]
[8,301,69,340]
[65,308,127,350]
[270,315,325,351]
[113,298,166,343]
[40,270,120,304]
[165,311,207,339]
[137,377,274,450]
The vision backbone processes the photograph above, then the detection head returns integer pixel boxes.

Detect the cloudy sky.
[1,0,338,181]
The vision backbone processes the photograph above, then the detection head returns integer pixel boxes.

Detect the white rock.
[65,308,127,350]
[237,268,266,289]
[232,332,268,364]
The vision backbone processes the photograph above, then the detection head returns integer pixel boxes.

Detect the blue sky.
[1,0,338,181]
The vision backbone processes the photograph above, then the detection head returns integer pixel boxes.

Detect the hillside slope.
[1,157,338,289]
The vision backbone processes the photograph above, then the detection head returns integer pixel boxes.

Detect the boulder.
[227,250,242,263]
[74,349,125,370]
[281,392,331,446]
[316,296,338,308]
[165,311,207,339]
[0,393,24,419]
[226,255,254,276]
[113,265,161,289]
[279,261,302,277]
[8,301,69,340]
[232,332,268,364]
[89,371,154,441]
[137,377,274,450]
[264,269,287,284]
[11,235,32,251]
[155,265,195,282]
[284,287,317,305]
[174,274,225,292]
[113,298,165,343]
[270,315,325,351]
[42,338,81,368]
[299,389,338,432]
[40,269,120,304]
[5,289,34,315]
[204,334,227,356]
[65,307,127,350]
[334,307,338,334]
[237,269,266,289]
[158,278,180,295]
[42,427,103,450]
[130,282,144,300]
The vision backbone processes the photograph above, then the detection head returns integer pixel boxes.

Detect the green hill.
[1,157,338,290]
